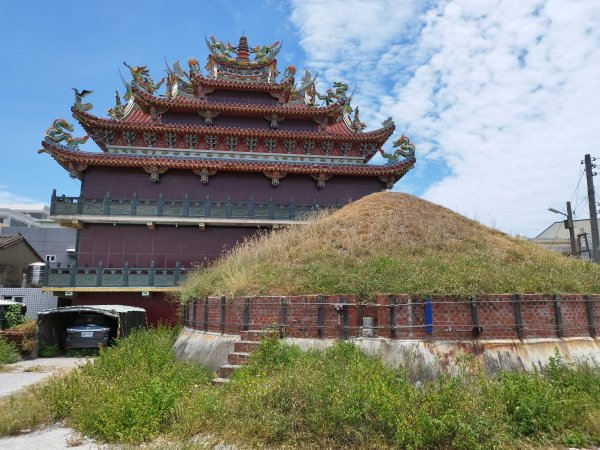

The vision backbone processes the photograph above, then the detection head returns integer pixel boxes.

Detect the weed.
[0,384,53,436]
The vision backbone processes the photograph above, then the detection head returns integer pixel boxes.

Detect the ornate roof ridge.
[130,84,345,117]
[39,139,415,181]
[72,107,396,142]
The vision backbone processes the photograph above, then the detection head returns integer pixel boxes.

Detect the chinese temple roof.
[39,34,416,186]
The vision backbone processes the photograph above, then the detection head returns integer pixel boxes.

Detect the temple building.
[38,35,416,324]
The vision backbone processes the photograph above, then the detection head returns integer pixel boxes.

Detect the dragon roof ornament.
[206,35,281,66]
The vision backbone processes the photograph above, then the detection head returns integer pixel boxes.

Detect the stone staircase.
[212,330,274,385]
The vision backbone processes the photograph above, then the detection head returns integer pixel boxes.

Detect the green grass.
[1,329,598,449]
[179,192,600,301]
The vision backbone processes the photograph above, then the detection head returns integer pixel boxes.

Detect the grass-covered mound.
[180,192,600,300]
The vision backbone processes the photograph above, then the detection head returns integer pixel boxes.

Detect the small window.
[45,255,56,263]
[13,297,23,303]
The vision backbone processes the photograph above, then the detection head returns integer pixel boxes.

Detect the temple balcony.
[42,262,187,292]
[49,190,340,227]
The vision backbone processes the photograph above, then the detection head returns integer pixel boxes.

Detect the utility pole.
[565,201,577,257]
[584,154,600,262]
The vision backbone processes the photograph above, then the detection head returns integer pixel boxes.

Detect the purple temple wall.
[77,224,256,268]
[82,167,384,205]
[78,167,385,268]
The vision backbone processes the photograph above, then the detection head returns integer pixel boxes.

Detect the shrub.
[0,336,19,365]
[11,320,37,358]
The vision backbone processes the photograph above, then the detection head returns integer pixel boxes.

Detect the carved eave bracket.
[149,106,168,123]
[265,113,285,129]
[378,174,402,190]
[310,173,332,189]
[313,117,328,132]
[263,171,287,187]
[142,165,168,182]
[67,162,88,180]
[193,168,217,184]
[198,109,221,125]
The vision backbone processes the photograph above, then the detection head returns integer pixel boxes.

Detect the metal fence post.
[470,297,482,336]
[513,294,524,339]
[341,297,348,340]
[220,296,226,333]
[203,297,209,332]
[585,295,597,337]
[317,295,324,338]
[279,297,287,338]
[243,297,250,331]
[554,294,564,338]
[389,294,396,339]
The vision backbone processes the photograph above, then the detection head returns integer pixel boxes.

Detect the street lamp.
[548,202,577,257]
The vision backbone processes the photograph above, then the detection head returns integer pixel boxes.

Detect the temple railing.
[50,190,341,221]
[43,262,188,288]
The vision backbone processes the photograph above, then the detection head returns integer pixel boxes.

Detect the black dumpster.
[37,305,147,350]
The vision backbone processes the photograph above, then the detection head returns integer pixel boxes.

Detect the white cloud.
[0,187,41,205]
[290,0,600,236]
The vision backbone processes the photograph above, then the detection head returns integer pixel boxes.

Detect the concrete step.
[234,340,261,353]
[211,377,230,386]
[227,352,250,365]
[240,329,279,342]
[218,364,242,378]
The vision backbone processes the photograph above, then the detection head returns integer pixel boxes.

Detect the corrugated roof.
[38,304,146,316]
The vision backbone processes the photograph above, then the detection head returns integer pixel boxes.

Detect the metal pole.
[566,201,577,257]
[585,154,600,262]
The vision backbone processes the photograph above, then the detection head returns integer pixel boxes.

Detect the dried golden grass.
[179,192,600,300]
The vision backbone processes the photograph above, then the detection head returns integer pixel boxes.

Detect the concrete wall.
[173,328,240,370]
[174,329,600,379]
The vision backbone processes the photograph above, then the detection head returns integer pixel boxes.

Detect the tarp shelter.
[37,305,146,348]
[0,299,27,329]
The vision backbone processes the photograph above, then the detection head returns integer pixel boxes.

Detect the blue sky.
[1,0,599,237]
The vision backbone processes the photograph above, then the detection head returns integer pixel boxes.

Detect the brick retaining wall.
[183,294,600,340]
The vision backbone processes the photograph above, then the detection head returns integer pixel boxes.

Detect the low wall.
[183,294,600,341]
[173,328,239,370]
[173,329,600,378]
